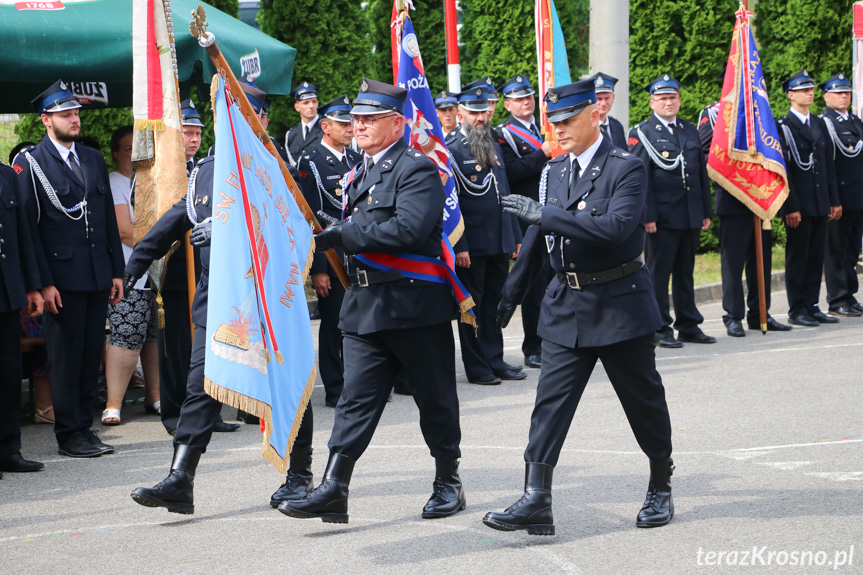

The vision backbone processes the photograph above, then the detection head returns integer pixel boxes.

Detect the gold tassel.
[762,218,772,231]
[275,350,284,364]
[156,291,165,329]
[265,348,271,363]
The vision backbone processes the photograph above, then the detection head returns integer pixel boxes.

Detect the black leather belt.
[348,268,403,287]
[556,258,643,290]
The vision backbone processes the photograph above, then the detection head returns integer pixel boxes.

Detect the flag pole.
[189,5,349,290]
[444,0,461,93]
[742,0,768,334]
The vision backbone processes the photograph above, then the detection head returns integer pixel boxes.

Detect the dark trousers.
[456,253,510,379]
[0,310,23,459]
[524,334,672,467]
[825,209,863,308]
[157,289,192,434]
[720,214,773,321]
[174,326,314,454]
[316,266,346,404]
[784,216,828,315]
[646,227,703,336]
[44,289,109,445]
[328,322,460,461]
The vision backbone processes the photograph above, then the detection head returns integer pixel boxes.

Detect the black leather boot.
[278,452,354,523]
[483,463,555,536]
[270,448,314,508]
[636,457,674,527]
[422,458,466,518]
[130,445,202,514]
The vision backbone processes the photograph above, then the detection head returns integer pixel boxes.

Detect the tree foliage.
[755,0,852,117]
[207,0,239,18]
[629,0,734,126]
[257,0,372,139]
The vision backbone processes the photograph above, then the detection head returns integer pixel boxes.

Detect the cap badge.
[59,81,67,90]
[361,79,369,92]
[303,81,309,88]
[343,96,350,104]
[547,90,558,104]
[839,74,845,80]
[803,70,808,77]
[476,88,482,97]
[516,75,523,83]
[189,101,196,109]
[596,76,605,86]
[486,76,492,85]
[663,74,670,81]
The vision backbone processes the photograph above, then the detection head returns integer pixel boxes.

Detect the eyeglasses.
[350,114,398,127]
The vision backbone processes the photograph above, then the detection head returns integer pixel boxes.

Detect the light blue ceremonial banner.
[204,75,315,474]
[550,0,571,85]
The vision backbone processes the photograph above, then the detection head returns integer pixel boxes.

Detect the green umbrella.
[0,0,296,113]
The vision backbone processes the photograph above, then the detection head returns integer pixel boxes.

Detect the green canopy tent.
[0,0,296,112]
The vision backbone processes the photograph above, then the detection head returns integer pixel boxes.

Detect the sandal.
[101,408,122,426]
[129,369,145,389]
[144,401,161,416]
[34,406,55,424]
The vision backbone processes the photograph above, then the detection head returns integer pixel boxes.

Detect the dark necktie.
[530,123,540,138]
[600,123,610,140]
[303,125,309,140]
[568,158,580,200]
[68,153,84,183]
[359,156,374,189]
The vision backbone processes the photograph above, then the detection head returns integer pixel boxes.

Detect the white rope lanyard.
[635,126,687,187]
[822,116,863,160]
[449,152,500,202]
[185,164,201,225]
[24,151,88,235]
[308,160,344,209]
[780,124,814,171]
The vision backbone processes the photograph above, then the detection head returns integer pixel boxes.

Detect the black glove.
[496,298,517,331]
[314,210,343,252]
[501,194,543,226]
[123,272,137,294]
[190,218,212,246]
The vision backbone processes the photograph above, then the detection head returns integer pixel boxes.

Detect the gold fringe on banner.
[133,118,165,132]
[459,296,477,329]
[275,350,284,364]
[204,365,316,475]
[155,291,166,329]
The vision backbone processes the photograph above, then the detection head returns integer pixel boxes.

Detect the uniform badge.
[470,175,478,182]
[516,75,523,83]
[596,76,605,87]
[326,155,332,162]
[60,81,68,90]
[802,70,808,77]
[547,90,558,104]
[663,74,670,81]
[201,195,209,205]
[336,187,342,196]
[839,74,846,80]
[475,164,482,172]
[486,76,493,85]
[343,96,350,104]
[382,158,393,169]
[361,79,369,92]
[661,151,669,158]
[303,81,309,88]
[577,200,587,210]
[476,88,482,97]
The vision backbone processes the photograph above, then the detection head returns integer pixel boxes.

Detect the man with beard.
[13,80,125,458]
[818,73,863,317]
[777,70,841,326]
[496,74,552,370]
[296,95,362,408]
[284,82,322,166]
[447,87,524,385]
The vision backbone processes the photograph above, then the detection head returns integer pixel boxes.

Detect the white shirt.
[301,116,319,135]
[653,113,678,133]
[569,134,603,183]
[320,140,345,164]
[369,140,400,166]
[109,171,148,290]
[790,107,810,125]
[48,136,81,172]
[511,115,538,134]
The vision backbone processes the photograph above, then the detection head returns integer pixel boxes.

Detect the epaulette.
[197,155,215,165]
[608,147,636,160]
[404,147,426,161]
[776,117,785,125]
[547,153,569,165]
[10,145,38,174]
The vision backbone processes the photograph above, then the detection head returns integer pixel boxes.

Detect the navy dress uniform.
[818,74,863,316]
[125,157,315,513]
[296,96,362,406]
[0,163,45,475]
[590,72,628,148]
[157,99,204,435]
[448,86,524,384]
[697,102,790,335]
[495,74,551,368]
[279,78,465,523]
[486,80,674,536]
[777,70,841,326]
[284,82,323,166]
[14,81,126,458]
[629,74,714,347]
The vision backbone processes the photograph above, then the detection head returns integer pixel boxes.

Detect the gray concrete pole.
[589,0,630,130]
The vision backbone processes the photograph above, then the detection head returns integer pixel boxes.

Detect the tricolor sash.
[354,236,476,327]
[503,124,543,151]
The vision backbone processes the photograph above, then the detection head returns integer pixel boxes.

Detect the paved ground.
[2,284,862,575]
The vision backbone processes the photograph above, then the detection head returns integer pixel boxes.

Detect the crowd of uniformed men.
[1,64,861,536]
